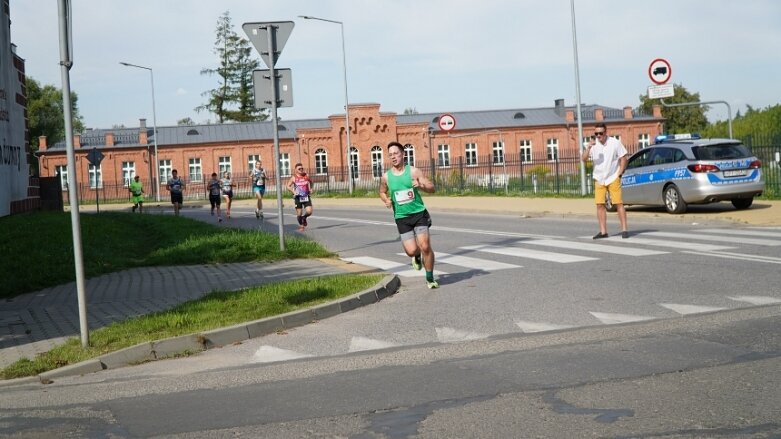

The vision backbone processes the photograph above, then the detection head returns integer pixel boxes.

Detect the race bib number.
[393,189,415,205]
[298,195,310,203]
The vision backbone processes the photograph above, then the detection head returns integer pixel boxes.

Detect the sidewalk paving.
[4,196,779,373]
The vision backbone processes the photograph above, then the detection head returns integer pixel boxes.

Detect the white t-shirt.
[589,136,627,185]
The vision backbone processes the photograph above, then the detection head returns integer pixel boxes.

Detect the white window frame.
[55,165,68,191]
[218,156,231,175]
[314,148,328,175]
[188,157,203,182]
[546,138,559,161]
[159,159,172,185]
[349,147,359,180]
[437,144,450,168]
[248,154,261,173]
[371,145,383,178]
[638,133,650,148]
[465,142,478,166]
[519,140,532,163]
[121,161,136,187]
[88,164,102,189]
[492,141,505,165]
[280,153,291,177]
[403,144,415,167]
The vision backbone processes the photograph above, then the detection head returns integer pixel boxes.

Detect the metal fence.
[61,139,781,204]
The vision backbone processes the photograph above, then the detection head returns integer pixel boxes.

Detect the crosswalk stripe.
[462,244,597,263]
[642,231,781,246]
[435,327,490,343]
[681,250,781,264]
[398,252,521,271]
[515,320,573,333]
[727,295,781,305]
[694,228,781,239]
[349,336,399,352]
[341,256,449,277]
[251,346,312,363]
[590,236,735,252]
[524,239,668,256]
[589,312,656,324]
[659,303,727,315]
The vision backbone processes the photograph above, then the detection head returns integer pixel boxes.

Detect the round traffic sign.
[437,113,456,131]
[648,58,672,85]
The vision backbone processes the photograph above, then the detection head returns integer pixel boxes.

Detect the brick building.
[36,99,663,201]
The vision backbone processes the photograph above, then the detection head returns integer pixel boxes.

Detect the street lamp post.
[119,61,160,202]
[299,15,353,194]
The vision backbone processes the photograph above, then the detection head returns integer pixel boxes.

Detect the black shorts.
[394,209,432,235]
[171,192,183,204]
[222,190,233,199]
[209,194,221,207]
[294,195,313,209]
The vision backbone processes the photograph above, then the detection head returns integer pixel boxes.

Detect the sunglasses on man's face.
[594,131,605,136]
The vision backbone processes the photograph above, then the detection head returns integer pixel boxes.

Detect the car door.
[621,149,653,205]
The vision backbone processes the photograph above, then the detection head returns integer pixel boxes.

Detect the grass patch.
[0,211,332,299]
[1,273,383,379]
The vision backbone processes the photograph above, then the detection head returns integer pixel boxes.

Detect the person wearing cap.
[128,175,144,213]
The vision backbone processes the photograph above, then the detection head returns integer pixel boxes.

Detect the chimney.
[594,108,604,121]
[140,118,147,129]
[565,110,575,123]
[38,136,47,152]
[623,106,633,119]
[106,132,115,146]
[554,98,565,116]
[74,134,81,148]
[652,104,662,118]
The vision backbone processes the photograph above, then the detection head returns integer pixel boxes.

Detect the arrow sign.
[243,21,295,68]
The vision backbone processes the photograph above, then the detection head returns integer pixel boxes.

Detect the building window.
[88,164,102,189]
[248,154,261,172]
[280,153,291,177]
[349,147,359,180]
[55,165,68,191]
[188,158,202,182]
[403,144,415,167]
[611,135,621,141]
[519,140,532,163]
[437,144,450,167]
[465,142,478,166]
[371,145,383,178]
[638,133,650,148]
[121,161,136,187]
[218,156,231,174]
[492,141,505,165]
[314,148,328,174]
[159,159,172,184]
[546,138,559,161]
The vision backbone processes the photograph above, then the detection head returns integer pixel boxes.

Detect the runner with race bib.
[287,162,314,232]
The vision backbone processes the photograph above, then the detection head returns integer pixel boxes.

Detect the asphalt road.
[1,203,780,438]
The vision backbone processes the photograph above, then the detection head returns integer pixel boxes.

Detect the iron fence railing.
[59,140,781,204]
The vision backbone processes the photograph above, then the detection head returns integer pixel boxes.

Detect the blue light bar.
[654,133,701,144]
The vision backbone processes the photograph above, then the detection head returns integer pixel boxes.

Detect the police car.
[606,134,765,214]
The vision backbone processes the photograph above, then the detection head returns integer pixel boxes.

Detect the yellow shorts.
[594,178,623,205]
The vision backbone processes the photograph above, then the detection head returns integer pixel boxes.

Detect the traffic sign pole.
[266,24,286,251]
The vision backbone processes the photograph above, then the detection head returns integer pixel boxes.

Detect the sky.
[9,0,781,130]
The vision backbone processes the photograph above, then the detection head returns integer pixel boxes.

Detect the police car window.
[627,150,651,169]
[692,143,752,160]
[673,149,686,162]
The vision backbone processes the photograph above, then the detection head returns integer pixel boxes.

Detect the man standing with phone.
[582,123,629,239]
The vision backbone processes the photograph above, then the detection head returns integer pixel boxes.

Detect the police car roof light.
[654,133,701,144]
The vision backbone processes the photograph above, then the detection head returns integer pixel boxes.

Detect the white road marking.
[341,256,448,277]
[435,327,490,343]
[524,239,668,256]
[463,244,598,263]
[592,236,735,252]
[727,295,781,305]
[589,312,656,325]
[694,228,781,239]
[251,346,312,363]
[642,231,781,246]
[514,320,573,333]
[348,336,399,352]
[397,252,521,271]
[681,250,781,264]
[659,303,727,315]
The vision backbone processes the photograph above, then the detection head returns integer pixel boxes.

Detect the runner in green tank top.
[379,141,439,289]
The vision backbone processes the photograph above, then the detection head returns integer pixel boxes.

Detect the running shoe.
[218,217,223,223]
[592,232,609,240]
[259,211,264,219]
[411,254,422,271]
[302,216,308,227]
[297,215,303,225]
[255,209,260,219]
[426,279,439,289]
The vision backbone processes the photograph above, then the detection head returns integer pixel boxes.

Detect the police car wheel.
[731,198,753,210]
[663,184,687,214]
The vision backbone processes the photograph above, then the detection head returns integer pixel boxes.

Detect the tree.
[27,77,85,157]
[702,104,781,142]
[177,117,195,126]
[403,107,419,115]
[639,83,708,134]
[196,11,267,123]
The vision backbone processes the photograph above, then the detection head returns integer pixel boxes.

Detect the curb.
[2,274,400,386]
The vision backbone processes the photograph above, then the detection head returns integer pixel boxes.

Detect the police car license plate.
[723,170,747,177]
